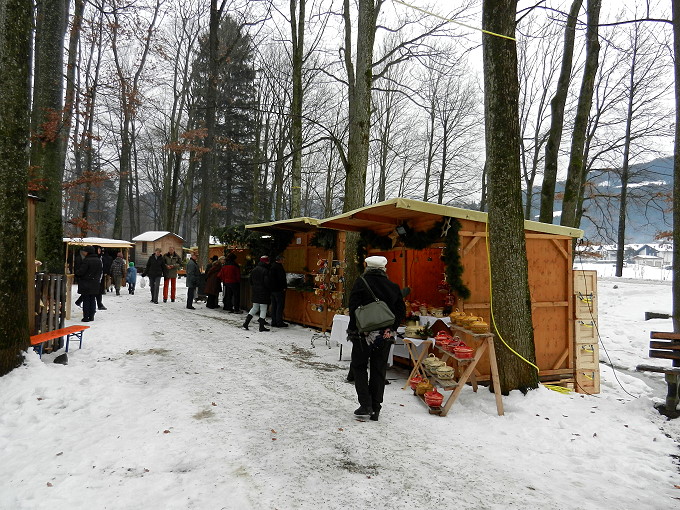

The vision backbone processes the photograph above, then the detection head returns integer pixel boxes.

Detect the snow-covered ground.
[1,266,679,509]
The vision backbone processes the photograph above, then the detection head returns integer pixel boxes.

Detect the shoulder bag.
[354,276,396,333]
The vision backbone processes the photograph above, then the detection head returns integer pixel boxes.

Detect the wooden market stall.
[63,237,135,274]
[318,197,593,392]
[245,217,345,331]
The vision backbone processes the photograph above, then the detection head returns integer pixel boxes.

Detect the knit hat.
[365,256,388,269]
[260,255,270,263]
[129,261,134,267]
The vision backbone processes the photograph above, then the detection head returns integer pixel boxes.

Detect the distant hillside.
[527,156,673,243]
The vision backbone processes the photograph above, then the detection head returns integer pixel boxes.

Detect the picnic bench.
[636,331,680,411]
[30,325,90,358]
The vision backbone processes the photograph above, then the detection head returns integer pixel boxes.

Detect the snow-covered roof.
[131,231,184,242]
[64,237,134,248]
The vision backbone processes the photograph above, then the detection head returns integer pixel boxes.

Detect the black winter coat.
[348,268,406,332]
[268,262,287,292]
[249,262,271,304]
[76,253,103,295]
[145,253,165,278]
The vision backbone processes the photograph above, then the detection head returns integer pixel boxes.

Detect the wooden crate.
[574,291,597,319]
[575,343,599,370]
[575,319,598,343]
[575,369,600,394]
[573,270,597,295]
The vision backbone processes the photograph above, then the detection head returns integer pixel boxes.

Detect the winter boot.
[258,318,270,332]
[243,314,253,330]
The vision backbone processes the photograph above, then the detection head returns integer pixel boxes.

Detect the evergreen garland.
[356,230,394,272]
[310,228,336,250]
[354,217,471,300]
[442,218,470,300]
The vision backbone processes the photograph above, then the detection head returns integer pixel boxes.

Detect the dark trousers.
[148,276,161,303]
[350,335,391,411]
[223,282,240,311]
[206,294,219,308]
[187,286,196,307]
[127,281,135,294]
[271,290,285,325]
[82,294,97,321]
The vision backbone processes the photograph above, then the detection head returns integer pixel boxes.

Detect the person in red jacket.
[218,252,241,312]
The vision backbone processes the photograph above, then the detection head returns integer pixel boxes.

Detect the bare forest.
[31,0,674,254]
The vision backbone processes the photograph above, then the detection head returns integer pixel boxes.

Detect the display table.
[330,313,395,366]
[404,325,504,417]
[400,336,436,389]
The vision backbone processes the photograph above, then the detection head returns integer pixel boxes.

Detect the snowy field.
[1,265,679,509]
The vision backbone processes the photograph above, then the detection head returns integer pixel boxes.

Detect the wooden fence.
[33,274,72,342]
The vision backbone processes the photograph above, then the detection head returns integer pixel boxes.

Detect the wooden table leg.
[440,341,488,417]
[486,337,504,416]
[402,340,431,389]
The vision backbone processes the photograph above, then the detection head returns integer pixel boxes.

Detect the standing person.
[269,254,288,327]
[347,256,405,422]
[126,262,137,294]
[204,257,224,309]
[243,255,271,331]
[162,246,183,303]
[110,252,126,296]
[144,248,165,304]
[101,249,113,292]
[95,247,108,310]
[185,251,200,310]
[218,252,241,312]
[74,250,84,308]
[75,246,103,322]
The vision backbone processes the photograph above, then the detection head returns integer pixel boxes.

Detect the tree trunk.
[342,0,382,302]
[671,0,680,333]
[560,0,601,228]
[32,0,67,273]
[483,0,538,394]
[289,0,305,217]
[539,0,582,223]
[615,29,639,278]
[0,0,32,375]
[198,1,221,270]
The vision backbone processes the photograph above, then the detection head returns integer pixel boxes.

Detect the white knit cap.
[365,256,388,269]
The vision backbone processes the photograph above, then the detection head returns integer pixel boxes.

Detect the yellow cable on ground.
[484,220,540,372]
[392,0,517,42]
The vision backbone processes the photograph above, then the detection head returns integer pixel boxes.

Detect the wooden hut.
[318,198,593,391]
[131,231,184,269]
[245,217,345,330]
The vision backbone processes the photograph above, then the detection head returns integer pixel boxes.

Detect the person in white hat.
[347,255,406,421]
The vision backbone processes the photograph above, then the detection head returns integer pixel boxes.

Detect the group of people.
[74,246,136,321]
[75,243,405,422]
[142,247,183,304]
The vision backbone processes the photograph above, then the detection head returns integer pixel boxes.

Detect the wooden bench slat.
[30,325,90,345]
[636,364,680,374]
[650,341,680,351]
[649,350,680,361]
[650,331,680,340]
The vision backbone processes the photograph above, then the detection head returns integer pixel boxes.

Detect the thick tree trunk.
[32,0,66,273]
[672,0,680,333]
[539,0,582,223]
[560,0,601,228]
[483,0,538,394]
[0,0,32,375]
[342,0,382,301]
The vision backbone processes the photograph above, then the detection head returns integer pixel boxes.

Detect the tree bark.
[539,0,582,223]
[289,0,305,217]
[560,0,601,229]
[483,0,538,393]
[0,0,32,375]
[31,0,66,273]
[672,0,680,333]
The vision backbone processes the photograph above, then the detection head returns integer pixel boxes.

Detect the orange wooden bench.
[30,325,90,358]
